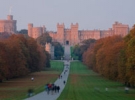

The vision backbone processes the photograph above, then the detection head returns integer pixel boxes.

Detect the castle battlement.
[28,22,129,46]
[71,23,78,27]
[28,23,46,39]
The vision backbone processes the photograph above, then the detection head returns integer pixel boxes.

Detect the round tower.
[28,23,33,37]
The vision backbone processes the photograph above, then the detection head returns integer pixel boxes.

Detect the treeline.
[82,25,135,87]
[73,39,96,60]
[0,34,50,82]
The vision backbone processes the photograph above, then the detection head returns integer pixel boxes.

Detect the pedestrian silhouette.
[57,86,60,93]
[63,80,66,85]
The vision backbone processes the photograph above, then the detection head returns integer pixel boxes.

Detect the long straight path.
[24,60,70,100]
[25,45,71,100]
[64,45,70,60]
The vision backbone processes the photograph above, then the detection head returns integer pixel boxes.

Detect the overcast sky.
[0,0,135,31]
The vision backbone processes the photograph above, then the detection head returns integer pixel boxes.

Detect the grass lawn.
[57,61,135,100]
[0,60,64,100]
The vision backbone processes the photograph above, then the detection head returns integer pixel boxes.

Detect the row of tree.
[73,39,96,60]
[0,34,50,82]
[82,25,135,87]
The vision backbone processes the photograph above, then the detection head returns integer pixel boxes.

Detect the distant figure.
[57,86,60,93]
[54,85,57,93]
[125,87,129,93]
[63,80,66,85]
[51,85,54,95]
[47,83,52,94]
[45,84,48,91]
[61,75,62,79]
[31,77,34,81]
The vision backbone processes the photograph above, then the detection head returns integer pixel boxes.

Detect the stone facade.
[49,22,129,46]
[28,22,129,46]
[0,15,17,33]
[28,23,46,39]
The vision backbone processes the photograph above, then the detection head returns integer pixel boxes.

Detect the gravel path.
[24,60,70,100]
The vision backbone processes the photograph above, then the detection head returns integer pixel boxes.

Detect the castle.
[0,15,130,59]
[0,15,130,46]
[0,15,129,59]
[0,15,16,33]
[28,22,129,46]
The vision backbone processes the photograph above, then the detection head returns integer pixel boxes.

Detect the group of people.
[45,83,60,95]
[45,62,69,95]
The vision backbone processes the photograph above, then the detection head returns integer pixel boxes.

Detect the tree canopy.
[73,38,96,60]
[0,34,50,82]
[36,32,52,45]
[82,26,135,87]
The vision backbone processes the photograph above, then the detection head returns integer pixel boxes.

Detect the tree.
[0,42,10,82]
[36,32,52,45]
[52,42,64,60]
[73,38,96,60]
[18,29,28,34]
[5,35,29,77]
[124,25,135,87]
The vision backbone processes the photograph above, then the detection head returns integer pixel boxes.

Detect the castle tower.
[57,23,65,45]
[113,21,129,37]
[70,23,79,45]
[0,15,17,33]
[28,23,33,37]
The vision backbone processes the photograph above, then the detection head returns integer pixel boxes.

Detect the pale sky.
[0,0,135,31]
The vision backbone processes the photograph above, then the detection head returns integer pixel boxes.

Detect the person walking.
[54,85,57,93]
[57,86,60,93]
[63,80,66,85]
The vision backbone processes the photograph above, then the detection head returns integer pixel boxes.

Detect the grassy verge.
[0,60,64,100]
[57,61,135,100]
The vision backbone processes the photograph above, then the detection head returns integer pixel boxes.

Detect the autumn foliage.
[82,26,135,87]
[0,34,50,82]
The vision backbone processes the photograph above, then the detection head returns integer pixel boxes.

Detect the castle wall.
[80,30,101,42]
[32,27,43,39]
[113,22,129,36]
[28,24,46,39]
[28,22,129,46]
[48,31,57,42]
[64,29,71,45]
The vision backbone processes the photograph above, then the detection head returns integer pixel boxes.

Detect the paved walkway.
[25,60,70,100]
[64,45,70,60]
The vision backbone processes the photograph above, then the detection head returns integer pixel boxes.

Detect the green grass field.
[57,61,135,100]
[0,60,64,100]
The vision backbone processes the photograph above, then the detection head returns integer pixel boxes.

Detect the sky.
[0,0,135,31]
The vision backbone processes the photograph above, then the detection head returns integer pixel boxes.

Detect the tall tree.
[36,32,52,45]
